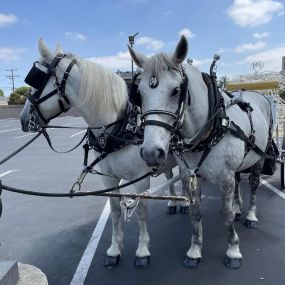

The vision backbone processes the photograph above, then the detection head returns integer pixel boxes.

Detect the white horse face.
[20,39,72,132]
[129,36,188,167]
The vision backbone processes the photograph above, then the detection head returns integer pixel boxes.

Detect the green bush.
[8,86,31,105]
[279,90,285,100]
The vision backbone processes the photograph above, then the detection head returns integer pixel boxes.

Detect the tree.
[8,86,31,105]
[0,88,3,97]
[279,90,285,100]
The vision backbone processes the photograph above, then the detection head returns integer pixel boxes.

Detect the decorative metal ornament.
[149,75,159,88]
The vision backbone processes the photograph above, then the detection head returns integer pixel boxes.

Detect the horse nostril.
[155,148,166,164]
[140,148,145,160]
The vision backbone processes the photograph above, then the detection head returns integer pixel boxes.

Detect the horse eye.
[171,87,180,97]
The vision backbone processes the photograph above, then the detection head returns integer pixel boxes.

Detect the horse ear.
[128,45,148,68]
[55,43,63,54]
[38,38,53,61]
[172,35,188,65]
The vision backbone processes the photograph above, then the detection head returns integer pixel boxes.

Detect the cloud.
[0,13,18,27]
[240,46,285,71]
[253,32,270,39]
[192,58,212,66]
[178,28,195,39]
[278,10,285,16]
[64,32,87,41]
[235,41,267,53]
[88,51,132,70]
[136,36,164,51]
[227,0,284,27]
[0,47,26,62]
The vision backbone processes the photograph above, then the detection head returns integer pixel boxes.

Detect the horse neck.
[67,60,128,131]
[181,66,209,137]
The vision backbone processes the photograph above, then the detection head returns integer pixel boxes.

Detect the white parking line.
[0,128,20,134]
[0,118,17,121]
[70,199,110,285]
[14,133,36,139]
[0,170,18,178]
[70,130,86,138]
[261,179,285,200]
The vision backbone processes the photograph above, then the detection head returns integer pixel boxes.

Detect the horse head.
[128,36,188,167]
[20,39,80,132]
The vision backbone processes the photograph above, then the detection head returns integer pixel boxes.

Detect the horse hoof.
[235,213,242,221]
[224,256,241,269]
[180,206,189,214]
[104,255,120,268]
[134,256,150,268]
[167,205,177,215]
[245,219,258,229]
[183,256,201,268]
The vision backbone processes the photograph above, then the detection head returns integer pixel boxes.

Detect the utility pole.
[128,32,139,78]
[6,68,19,92]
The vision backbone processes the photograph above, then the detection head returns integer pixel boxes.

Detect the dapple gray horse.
[129,35,272,269]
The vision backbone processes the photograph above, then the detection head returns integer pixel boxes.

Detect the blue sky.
[0,0,284,96]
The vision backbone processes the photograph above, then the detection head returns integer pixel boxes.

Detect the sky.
[0,0,285,96]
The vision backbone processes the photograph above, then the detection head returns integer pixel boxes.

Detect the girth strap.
[229,121,272,159]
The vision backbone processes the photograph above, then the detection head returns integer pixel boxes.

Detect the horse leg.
[245,159,263,229]
[104,178,123,268]
[233,173,243,221]
[180,175,190,214]
[134,179,151,268]
[183,177,202,268]
[222,176,242,269]
[165,169,177,214]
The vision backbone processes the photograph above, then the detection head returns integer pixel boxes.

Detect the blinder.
[129,72,142,107]
[25,62,48,90]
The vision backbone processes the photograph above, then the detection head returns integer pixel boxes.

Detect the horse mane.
[65,54,128,115]
[144,53,179,77]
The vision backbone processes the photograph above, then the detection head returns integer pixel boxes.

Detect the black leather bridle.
[24,53,77,124]
[140,69,189,134]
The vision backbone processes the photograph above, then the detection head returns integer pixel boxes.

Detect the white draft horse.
[19,39,185,268]
[128,36,273,269]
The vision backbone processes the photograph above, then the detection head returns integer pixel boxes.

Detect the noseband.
[140,69,189,134]
[24,53,77,124]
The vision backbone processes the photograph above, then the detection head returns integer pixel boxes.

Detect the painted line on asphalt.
[260,179,285,200]
[14,133,36,139]
[0,128,20,134]
[0,170,18,178]
[70,130,86,138]
[70,199,110,285]
[0,118,17,121]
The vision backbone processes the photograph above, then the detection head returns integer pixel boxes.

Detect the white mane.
[73,55,128,116]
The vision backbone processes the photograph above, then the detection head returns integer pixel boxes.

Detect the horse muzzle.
[140,146,166,167]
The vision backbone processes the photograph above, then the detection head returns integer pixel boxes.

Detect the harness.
[129,69,190,133]
[25,54,75,124]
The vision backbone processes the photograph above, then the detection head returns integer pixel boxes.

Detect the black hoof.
[180,206,189,214]
[235,213,242,221]
[134,256,150,268]
[245,219,258,229]
[183,256,201,268]
[224,256,242,269]
[167,205,177,215]
[104,255,120,268]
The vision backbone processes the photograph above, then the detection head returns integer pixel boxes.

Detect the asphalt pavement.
[0,116,285,285]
